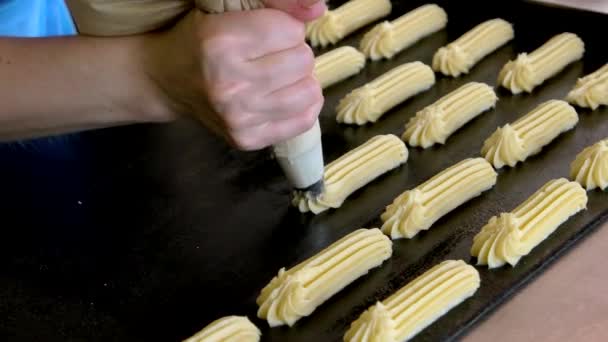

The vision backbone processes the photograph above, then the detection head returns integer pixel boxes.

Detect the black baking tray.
[1,1,607,341]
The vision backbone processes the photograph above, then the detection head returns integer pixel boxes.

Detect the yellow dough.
[498,33,585,94]
[481,100,578,169]
[293,134,408,214]
[570,139,608,190]
[257,228,392,327]
[471,178,587,268]
[403,82,497,148]
[183,316,260,342]
[306,0,391,47]
[432,18,514,77]
[315,46,366,89]
[566,63,608,110]
[336,62,435,125]
[359,4,447,61]
[344,260,480,342]
[381,158,497,239]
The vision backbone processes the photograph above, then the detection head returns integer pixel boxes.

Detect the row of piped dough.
[183,137,608,341]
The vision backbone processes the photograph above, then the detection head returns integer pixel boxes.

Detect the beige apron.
[65,0,265,36]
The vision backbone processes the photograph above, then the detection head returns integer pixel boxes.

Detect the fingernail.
[299,0,321,8]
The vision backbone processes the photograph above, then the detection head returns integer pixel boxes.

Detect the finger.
[263,0,327,22]
[255,75,322,116]
[247,43,315,92]
[237,96,323,150]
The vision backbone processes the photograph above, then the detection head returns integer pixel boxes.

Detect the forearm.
[0,35,172,141]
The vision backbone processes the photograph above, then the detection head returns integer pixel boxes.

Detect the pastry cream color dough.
[315,46,366,89]
[481,100,578,169]
[359,4,447,60]
[306,0,392,47]
[381,158,497,239]
[498,33,585,94]
[183,316,260,342]
[432,19,514,77]
[336,62,435,125]
[471,178,587,268]
[566,63,608,110]
[293,135,408,214]
[403,82,497,148]
[257,228,392,327]
[343,260,480,342]
[570,139,608,190]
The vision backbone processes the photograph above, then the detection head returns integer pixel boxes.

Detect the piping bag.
[67,0,326,196]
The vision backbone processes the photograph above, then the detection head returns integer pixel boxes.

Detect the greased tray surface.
[1,1,607,341]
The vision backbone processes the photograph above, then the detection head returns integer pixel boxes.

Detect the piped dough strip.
[344,260,480,342]
[566,63,608,110]
[471,178,587,269]
[315,46,366,89]
[481,100,578,169]
[293,134,408,214]
[183,316,261,342]
[570,139,608,190]
[306,0,392,47]
[432,18,514,77]
[381,158,497,239]
[257,228,392,327]
[403,82,497,148]
[498,32,585,94]
[336,61,435,125]
[359,4,447,60]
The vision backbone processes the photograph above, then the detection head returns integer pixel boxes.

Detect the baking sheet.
[0,0,607,341]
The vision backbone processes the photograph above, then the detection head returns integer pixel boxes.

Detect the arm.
[0,35,171,141]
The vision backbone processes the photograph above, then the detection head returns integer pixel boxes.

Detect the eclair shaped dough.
[306,0,392,47]
[381,158,497,239]
[293,135,408,214]
[498,33,585,94]
[481,100,578,169]
[360,4,447,61]
[471,178,587,268]
[570,139,608,190]
[566,63,608,110]
[257,228,392,327]
[183,316,260,342]
[336,62,435,125]
[433,19,514,77]
[403,82,497,148]
[315,46,366,89]
[344,260,480,342]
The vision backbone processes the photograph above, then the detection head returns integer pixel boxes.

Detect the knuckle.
[299,44,316,72]
[232,134,264,151]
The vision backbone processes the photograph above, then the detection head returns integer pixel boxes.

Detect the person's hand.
[142,7,324,150]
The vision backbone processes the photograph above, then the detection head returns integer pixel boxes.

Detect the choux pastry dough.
[306,0,392,47]
[403,82,497,148]
[498,33,584,94]
[433,19,514,77]
[336,61,435,125]
[257,228,392,327]
[381,158,497,239]
[344,260,480,342]
[471,178,587,268]
[293,135,408,214]
[481,100,578,169]
[360,4,447,60]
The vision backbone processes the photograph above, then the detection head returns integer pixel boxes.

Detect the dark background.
[1,0,607,341]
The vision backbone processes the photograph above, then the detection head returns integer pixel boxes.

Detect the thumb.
[262,0,327,22]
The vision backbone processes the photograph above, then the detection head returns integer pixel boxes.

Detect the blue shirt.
[0,0,76,37]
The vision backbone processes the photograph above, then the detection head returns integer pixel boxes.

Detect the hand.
[142,8,324,150]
